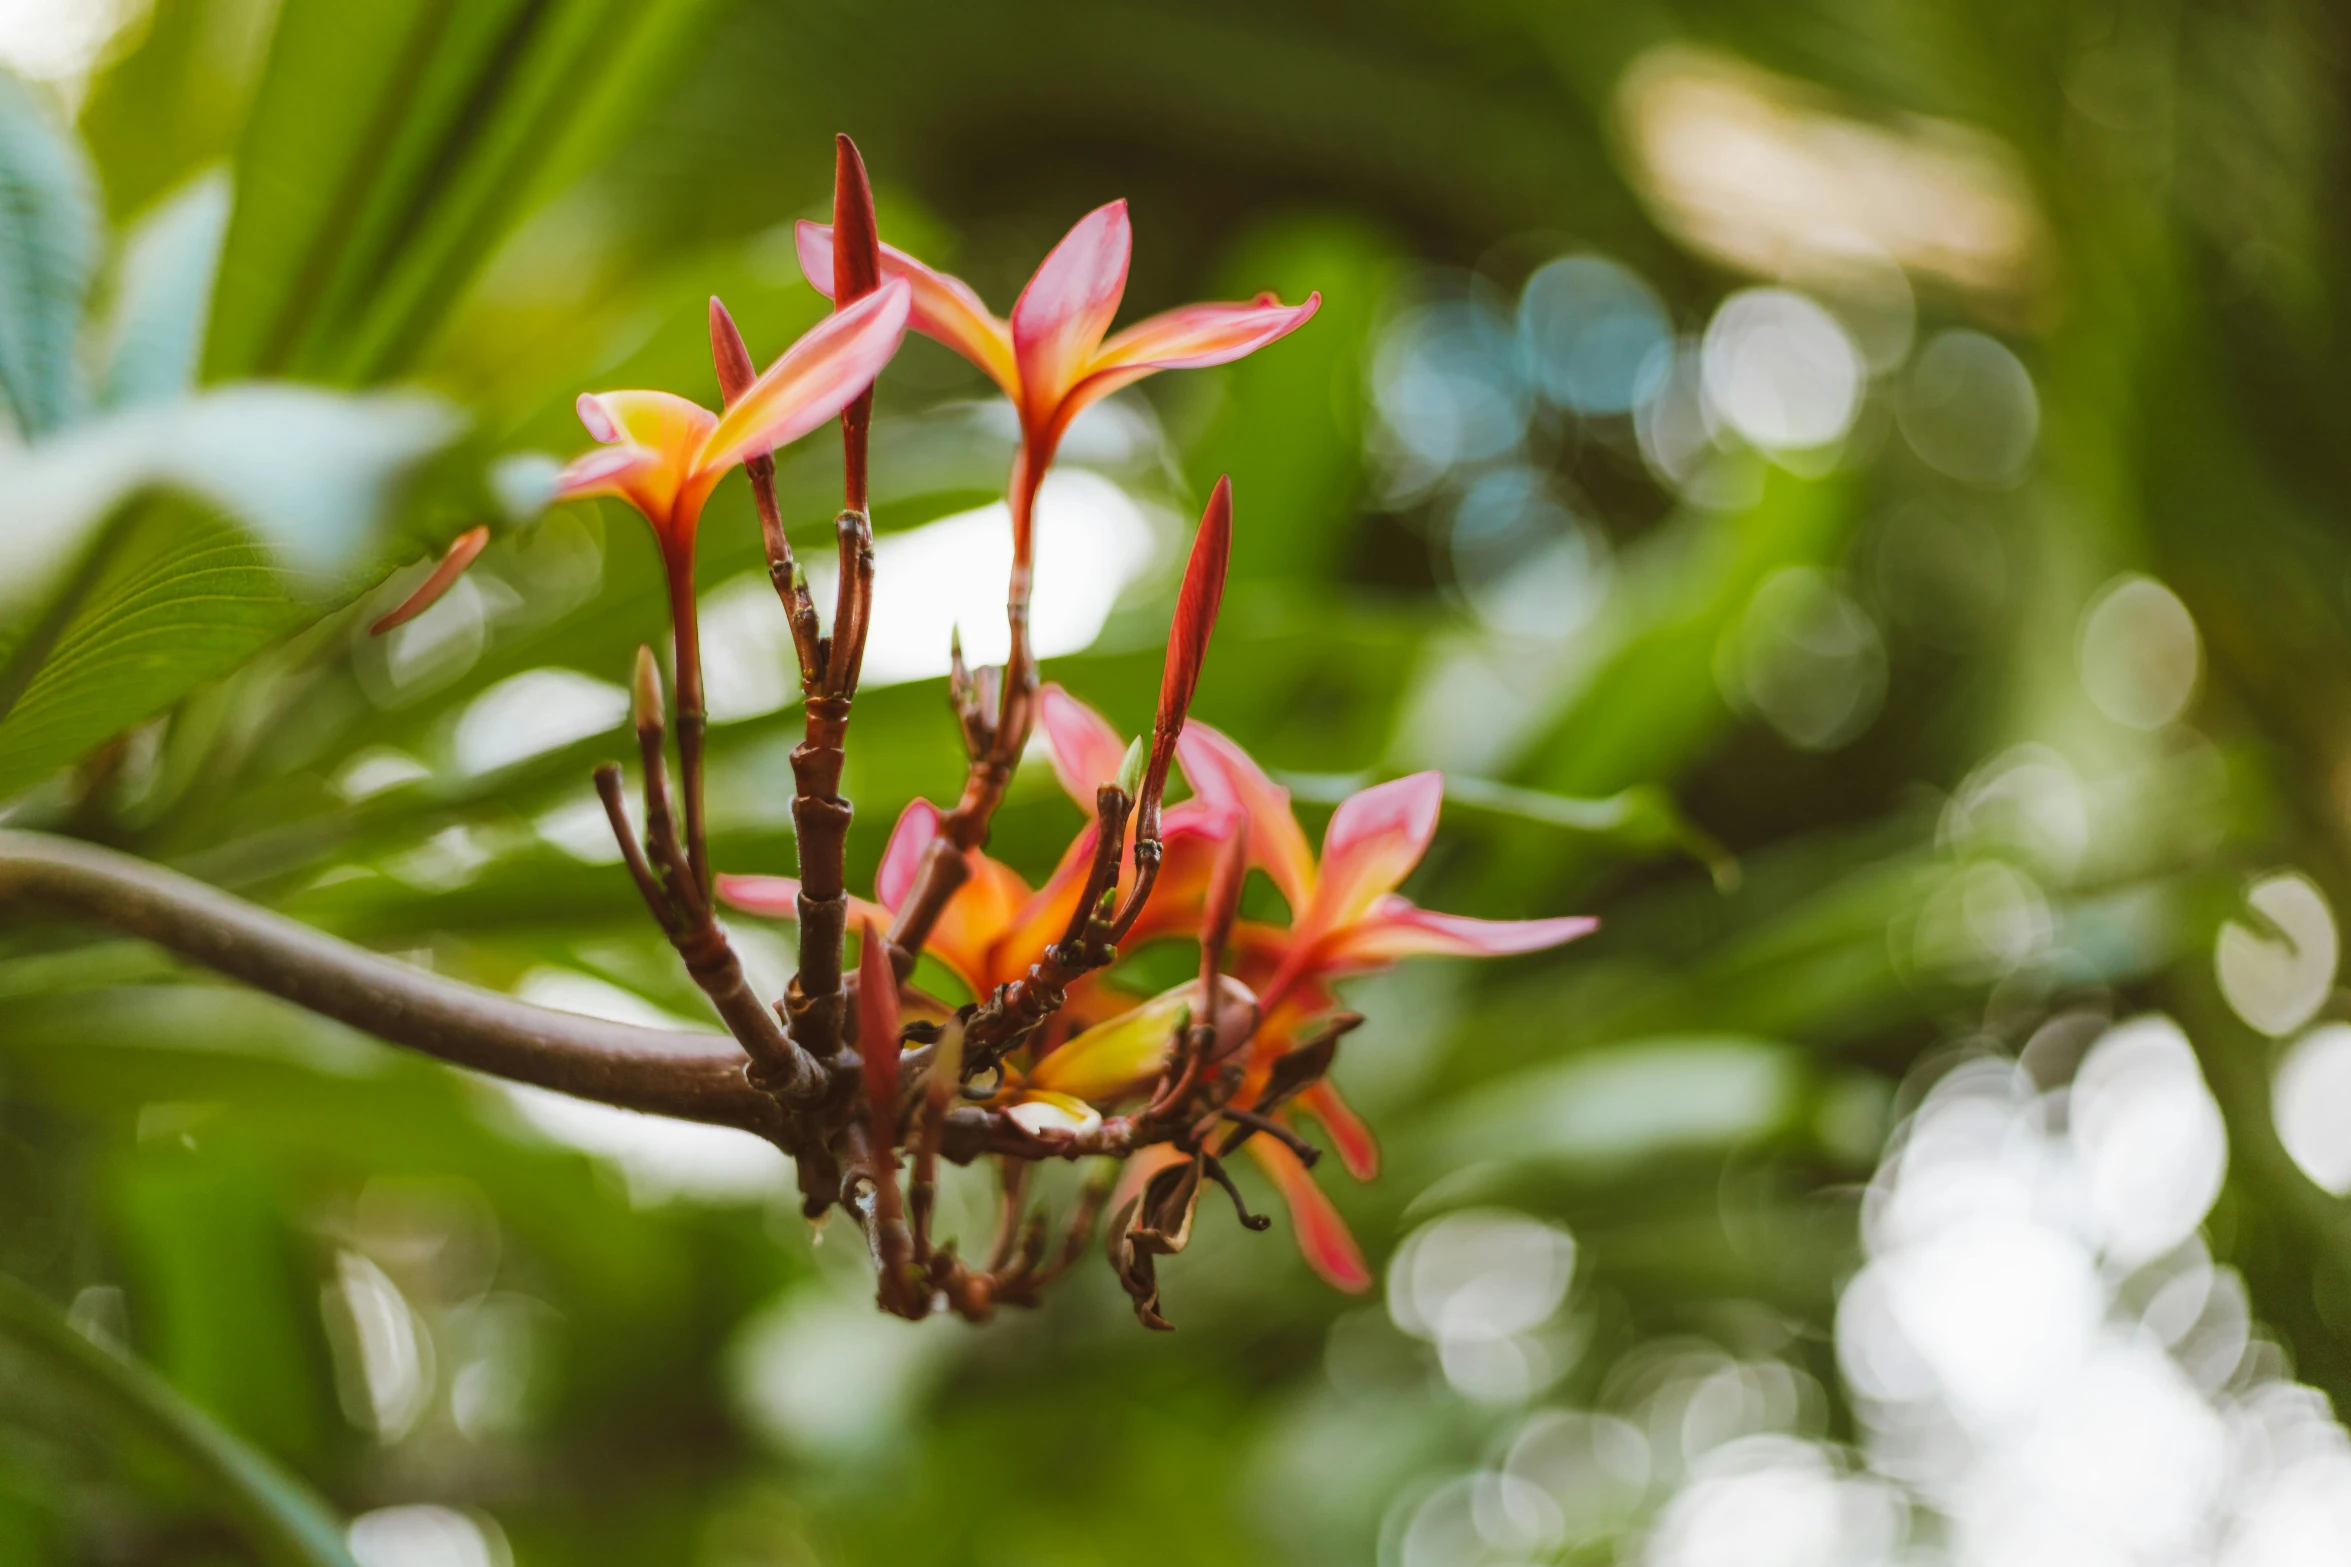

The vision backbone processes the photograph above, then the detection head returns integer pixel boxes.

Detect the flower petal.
[927,851,1032,995]
[558,390,714,535]
[983,823,1100,987]
[1006,1091,1102,1136]
[1092,292,1322,374]
[1176,722,1316,915]
[1039,683,1129,808]
[875,798,942,911]
[1119,803,1237,948]
[715,874,892,935]
[1309,772,1443,933]
[797,220,1019,396]
[1323,897,1598,965]
[1296,1079,1379,1181]
[1009,200,1129,422]
[696,277,910,475]
[1026,983,1193,1103]
[1249,1138,1371,1292]
[1060,292,1321,422]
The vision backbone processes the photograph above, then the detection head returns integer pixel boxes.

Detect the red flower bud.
[708,296,757,408]
[1140,476,1232,819]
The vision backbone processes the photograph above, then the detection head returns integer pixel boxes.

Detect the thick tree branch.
[0,831,785,1137]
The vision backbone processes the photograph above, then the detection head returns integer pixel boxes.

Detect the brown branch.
[0,830,785,1136]
[958,785,1133,1074]
[615,656,825,1102]
[711,297,822,680]
[775,136,886,1065]
[907,1019,964,1261]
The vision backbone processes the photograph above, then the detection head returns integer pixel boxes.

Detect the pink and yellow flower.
[720,796,1064,1005]
[555,279,912,652]
[1174,726,1597,1291]
[796,203,1317,554]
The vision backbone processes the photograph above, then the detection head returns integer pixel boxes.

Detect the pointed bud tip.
[1156,477,1234,733]
[707,296,756,405]
[631,645,664,728]
[1116,736,1147,798]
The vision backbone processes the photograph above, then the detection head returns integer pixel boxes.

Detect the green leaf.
[0,1271,358,1567]
[0,499,299,802]
[1419,1035,1802,1173]
[98,168,232,409]
[205,0,724,386]
[0,384,462,635]
[1439,775,1740,890]
[1182,214,1400,584]
[0,68,98,436]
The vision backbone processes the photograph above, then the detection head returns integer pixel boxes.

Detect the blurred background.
[5,0,2351,1562]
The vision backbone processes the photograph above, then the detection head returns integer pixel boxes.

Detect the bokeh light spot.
[2218,872,2338,1038]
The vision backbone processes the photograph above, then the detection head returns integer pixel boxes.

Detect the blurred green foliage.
[4,0,2351,1563]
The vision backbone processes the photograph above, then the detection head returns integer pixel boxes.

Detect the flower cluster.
[392,135,1594,1327]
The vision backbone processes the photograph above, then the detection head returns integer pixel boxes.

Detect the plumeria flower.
[1035,682,1232,945]
[720,796,1067,1005]
[555,279,912,640]
[796,203,1317,547]
[719,686,1238,999]
[1007,974,1256,1133]
[1174,724,1597,1290]
[368,281,912,645]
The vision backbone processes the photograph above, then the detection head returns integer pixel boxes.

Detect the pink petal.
[575,391,619,442]
[1297,1079,1379,1181]
[1060,292,1321,423]
[1039,683,1129,808]
[1093,292,1321,372]
[715,873,801,917]
[875,798,943,911]
[556,390,719,540]
[1119,804,1240,949]
[797,220,1019,396]
[1325,898,1598,964]
[717,874,895,936]
[1249,1138,1371,1292]
[696,278,910,475]
[1009,200,1130,423]
[1176,722,1317,916]
[1309,772,1443,934]
[571,389,714,454]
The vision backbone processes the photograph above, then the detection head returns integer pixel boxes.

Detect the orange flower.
[719,797,1061,1002]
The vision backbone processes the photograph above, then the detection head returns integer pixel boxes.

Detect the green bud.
[1116,735,1147,799]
